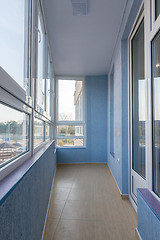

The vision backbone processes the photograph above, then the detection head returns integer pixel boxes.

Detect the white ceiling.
[43,0,127,76]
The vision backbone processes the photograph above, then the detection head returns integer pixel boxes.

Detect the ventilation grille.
[71,0,88,16]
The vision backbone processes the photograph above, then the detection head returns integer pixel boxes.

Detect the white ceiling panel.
[42,0,127,76]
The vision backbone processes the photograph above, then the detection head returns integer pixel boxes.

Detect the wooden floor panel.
[43,164,137,240]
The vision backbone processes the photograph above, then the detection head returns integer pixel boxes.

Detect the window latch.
[35,27,41,43]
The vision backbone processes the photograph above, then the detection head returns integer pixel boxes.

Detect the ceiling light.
[71,0,88,16]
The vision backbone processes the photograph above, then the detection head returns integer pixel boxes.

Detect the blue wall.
[137,189,160,239]
[107,0,142,194]
[57,75,108,164]
[0,142,56,240]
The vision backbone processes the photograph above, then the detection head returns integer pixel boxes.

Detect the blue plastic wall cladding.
[57,75,108,164]
[0,142,56,240]
[107,0,142,195]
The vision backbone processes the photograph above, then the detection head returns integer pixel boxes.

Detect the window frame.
[0,103,30,168]
[0,88,32,182]
[46,48,54,119]
[150,0,160,35]
[143,0,160,200]
[151,29,160,198]
[56,76,86,148]
[35,0,53,121]
[131,0,160,201]
[35,0,47,115]
[33,111,53,154]
[0,0,33,107]
[0,0,55,181]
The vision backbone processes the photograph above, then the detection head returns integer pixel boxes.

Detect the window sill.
[0,140,55,205]
[56,146,86,149]
[33,139,52,154]
[137,188,160,220]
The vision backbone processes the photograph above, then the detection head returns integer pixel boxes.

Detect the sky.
[154,77,160,120]
[58,80,76,120]
[0,104,24,123]
[139,79,146,121]
[0,0,25,88]
[0,1,25,122]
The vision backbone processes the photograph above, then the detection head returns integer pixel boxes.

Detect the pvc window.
[34,117,44,147]
[33,110,53,150]
[0,0,32,96]
[0,103,30,168]
[56,77,85,147]
[37,2,46,112]
[0,0,54,180]
[46,52,52,117]
[45,122,50,140]
[152,30,160,197]
[36,2,54,121]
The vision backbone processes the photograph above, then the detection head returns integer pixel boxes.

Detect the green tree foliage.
[68,126,75,135]
[0,122,7,133]
[0,121,22,134]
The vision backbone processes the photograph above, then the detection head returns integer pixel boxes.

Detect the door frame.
[128,5,147,208]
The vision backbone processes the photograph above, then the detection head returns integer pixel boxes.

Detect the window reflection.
[132,19,146,178]
[45,123,50,140]
[37,4,45,110]
[34,118,44,147]
[155,0,160,20]
[46,54,51,116]
[152,30,160,197]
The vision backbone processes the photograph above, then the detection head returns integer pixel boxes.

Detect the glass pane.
[58,80,83,121]
[0,104,29,167]
[50,76,54,121]
[57,125,84,137]
[0,0,31,93]
[155,0,160,20]
[37,4,45,110]
[132,20,146,178]
[45,123,50,140]
[57,139,84,147]
[50,125,54,139]
[46,53,51,116]
[152,30,160,197]
[34,118,44,147]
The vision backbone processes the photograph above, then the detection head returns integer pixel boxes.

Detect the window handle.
[35,27,41,43]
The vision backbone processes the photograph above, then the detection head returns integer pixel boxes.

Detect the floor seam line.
[52,185,73,239]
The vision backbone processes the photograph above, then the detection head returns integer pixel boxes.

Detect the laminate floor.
[43,164,137,240]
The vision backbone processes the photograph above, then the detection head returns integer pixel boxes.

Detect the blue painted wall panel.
[57,75,108,164]
[107,0,142,194]
[0,142,56,240]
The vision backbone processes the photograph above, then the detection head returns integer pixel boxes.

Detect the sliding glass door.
[152,31,160,198]
[130,14,146,202]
